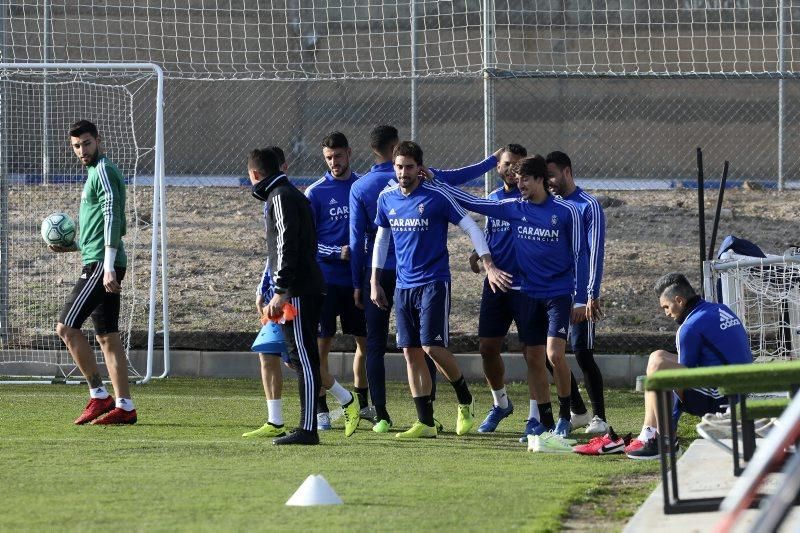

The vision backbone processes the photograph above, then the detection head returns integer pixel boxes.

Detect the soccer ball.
[41,213,76,246]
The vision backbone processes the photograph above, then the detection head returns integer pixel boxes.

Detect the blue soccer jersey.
[563,186,606,300]
[374,181,468,289]
[677,299,753,368]
[349,154,498,289]
[435,181,588,303]
[305,171,359,287]
[485,186,521,289]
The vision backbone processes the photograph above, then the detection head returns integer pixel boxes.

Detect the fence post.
[482,0,495,197]
[778,0,786,191]
[410,0,418,141]
[0,2,7,344]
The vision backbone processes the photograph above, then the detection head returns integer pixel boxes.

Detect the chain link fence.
[2,2,800,356]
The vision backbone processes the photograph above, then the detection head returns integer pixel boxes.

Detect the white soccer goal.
[703,248,800,363]
[0,63,170,384]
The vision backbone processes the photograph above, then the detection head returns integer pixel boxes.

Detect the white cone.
[285,475,343,506]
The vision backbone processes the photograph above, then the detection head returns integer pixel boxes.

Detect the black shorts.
[59,262,126,335]
[317,284,367,338]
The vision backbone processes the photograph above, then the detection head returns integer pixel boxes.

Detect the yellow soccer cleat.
[342,398,361,437]
[372,419,392,433]
[242,422,287,438]
[456,399,475,435]
[396,420,437,439]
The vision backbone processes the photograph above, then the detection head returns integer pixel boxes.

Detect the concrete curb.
[137,350,649,387]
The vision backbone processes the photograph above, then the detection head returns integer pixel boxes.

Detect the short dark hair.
[322,131,349,150]
[392,140,423,166]
[654,272,697,300]
[503,143,527,158]
[248,148,281,177]
[545,151,572,171]
[510,155,547,179]
[369,125,399,155]
[69,120,99,139]
[265,145,286,166]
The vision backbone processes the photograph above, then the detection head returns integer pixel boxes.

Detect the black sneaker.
[626,435,681,460]
[273,428,320,446]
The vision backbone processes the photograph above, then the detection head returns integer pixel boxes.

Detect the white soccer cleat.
[570,410,592,429]
[585,415,610,435]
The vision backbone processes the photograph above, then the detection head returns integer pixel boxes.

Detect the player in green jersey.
[52,120,136,425]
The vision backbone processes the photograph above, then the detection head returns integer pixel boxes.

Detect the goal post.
[703,248,800,363]
[0,62,169,384]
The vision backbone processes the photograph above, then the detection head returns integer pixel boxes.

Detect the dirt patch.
[11,185,800,351]
[562,472,659,532]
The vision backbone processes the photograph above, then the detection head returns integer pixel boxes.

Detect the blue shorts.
[478,278,526,338]
[673,388,728,418]
[569,319,595,351]
[518,294,572,346]
[395,280,450,348]
[317,284,367,338]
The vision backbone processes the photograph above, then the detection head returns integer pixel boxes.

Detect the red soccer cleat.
[91,407,138,425]
[624,437,646,455]
[74,396,115,425]
[573,428,626,455]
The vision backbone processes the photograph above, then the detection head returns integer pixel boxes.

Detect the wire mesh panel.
[705,250,800,361]
[3,1,800,78]
[0,66,160,380]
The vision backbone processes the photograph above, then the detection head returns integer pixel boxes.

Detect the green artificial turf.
[0,379,676,532]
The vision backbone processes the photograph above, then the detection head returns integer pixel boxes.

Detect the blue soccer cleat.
[553,417,572,438]
[518,417,548,443]
[478,399,514,433]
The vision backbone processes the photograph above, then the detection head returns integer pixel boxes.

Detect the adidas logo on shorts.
[558,327,566,334]
[719,309,741,330]
[434,334,443,341]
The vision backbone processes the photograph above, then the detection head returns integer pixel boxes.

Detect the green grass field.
[0,379,698,532]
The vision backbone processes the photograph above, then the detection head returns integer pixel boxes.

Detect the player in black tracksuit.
[248,148,326,445]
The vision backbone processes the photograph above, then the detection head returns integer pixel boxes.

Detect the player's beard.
[80,150,99,167]
[398,174,419,190]
[331,164,349,178]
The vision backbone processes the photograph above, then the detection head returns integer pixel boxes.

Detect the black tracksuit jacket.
[258,173,326,297]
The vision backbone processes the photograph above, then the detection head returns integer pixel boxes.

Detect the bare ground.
[10,185,800,351]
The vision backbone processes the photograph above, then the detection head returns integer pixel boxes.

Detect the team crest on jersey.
[551,214,558,226]
[418,203,425,215]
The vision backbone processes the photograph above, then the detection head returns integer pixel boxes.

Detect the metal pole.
[697,147,706,297]
[482,0,496,197]
[410,0,418,141]
[0,2,7,344]
[42,0,49,186]
[156,67,170,379]
[777,0,786,191]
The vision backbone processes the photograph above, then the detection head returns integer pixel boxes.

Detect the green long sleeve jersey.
[79,155,127,268]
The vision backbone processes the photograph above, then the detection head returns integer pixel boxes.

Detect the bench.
[645,360,800,514]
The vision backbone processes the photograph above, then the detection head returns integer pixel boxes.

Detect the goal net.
[0,64,167,383]
[704,249,800,363]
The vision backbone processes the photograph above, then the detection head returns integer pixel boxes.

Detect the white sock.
[90,386,110,399]
[638,425,657,442]
[116,398,135,411]
[267,399,283,426]
[491,387,509,409]
[328,380,353,405]
[529,400,539,421]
